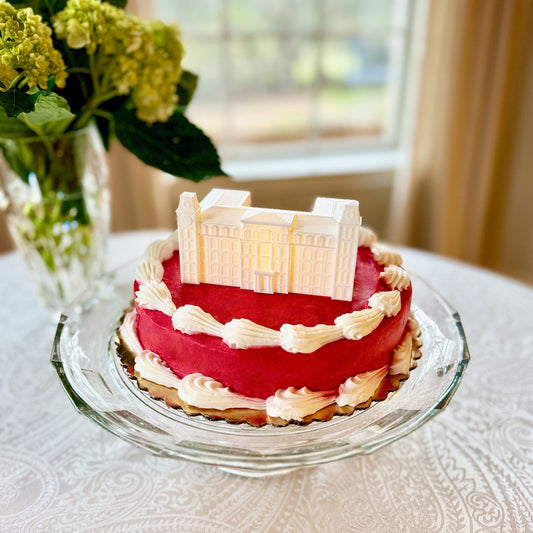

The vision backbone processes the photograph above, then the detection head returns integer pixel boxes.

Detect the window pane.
[317,86,385,139]
[317,37,389,139]
[230,37,286,94]
[227,0,319,34]
[153,0,412,157]
[324,0,395,33]
[228,36,314,144]
[154,0,222,35]
[231,91,313,144]
[180,42,226,142]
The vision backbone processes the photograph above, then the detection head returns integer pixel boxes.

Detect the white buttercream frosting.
[265,387,335,421]
[135,280,176,316]
[335,308,384,340]
[145,238,176,263]
[135,233,179,290]
[165,290,405,351]
[280,323,343,354]
[169,299,405,352]
[408,315,423,347]
[380,265,411,291]
[135,350,182,389]
[336,365,388,407]
[167,230,180,248]
[358,226,378,247]
[172,305,224,336]
[135,259,164,285]
[223,319,280,349]
[178,373,266,411]
[368,290,401,317]
[389,330,413,375]
[371,243,403,267]
[119,310,144,354]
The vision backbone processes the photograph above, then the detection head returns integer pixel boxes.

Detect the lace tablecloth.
[1,231,532,533]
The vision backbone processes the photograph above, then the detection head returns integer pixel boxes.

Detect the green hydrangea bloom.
[53,0,185,124]
[0,0,67,91]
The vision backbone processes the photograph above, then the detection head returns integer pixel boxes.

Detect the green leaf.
[0,88,39,117]
[0,107,34,138]
[113,106,225,182]
[177,70,198,111]
[5,1,39,8]
[106,0,128,8]
[19,92,75,138]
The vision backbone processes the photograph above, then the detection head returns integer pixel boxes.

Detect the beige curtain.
[107,144,167,231]
[391,0,533,282]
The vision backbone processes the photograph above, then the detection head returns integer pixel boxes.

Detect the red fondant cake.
[117,190,421,426]
[134,247,412,399]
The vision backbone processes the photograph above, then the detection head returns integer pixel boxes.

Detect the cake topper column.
[176,192,202,284]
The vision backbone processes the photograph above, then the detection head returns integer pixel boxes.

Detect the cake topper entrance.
[177,189,360,301]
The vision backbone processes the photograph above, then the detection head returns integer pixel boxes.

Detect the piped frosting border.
[117,309,422,425]
[133,227,412,354]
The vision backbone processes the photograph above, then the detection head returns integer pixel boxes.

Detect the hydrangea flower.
[0,0,223,182]
[0,0,67,91]
[53,0,184,124]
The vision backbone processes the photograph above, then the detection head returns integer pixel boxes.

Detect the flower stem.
[88,53,99,93]
[67,67,91,74]
[92,109,113,121]
[74,89,119,129]
[10,72,27,89]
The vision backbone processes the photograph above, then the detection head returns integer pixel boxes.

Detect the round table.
[1,231,532,532]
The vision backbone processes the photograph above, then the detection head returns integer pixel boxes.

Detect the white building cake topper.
[177,189,360,301]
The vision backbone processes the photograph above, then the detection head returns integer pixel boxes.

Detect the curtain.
[0,210,10,253]
[107,143,165,231]
[390,0,533,282]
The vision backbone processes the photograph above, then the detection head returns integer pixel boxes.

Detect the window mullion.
[221,0,235,147]
[309,0,325,147]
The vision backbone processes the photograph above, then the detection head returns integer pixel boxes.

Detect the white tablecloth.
[1,231,532,533]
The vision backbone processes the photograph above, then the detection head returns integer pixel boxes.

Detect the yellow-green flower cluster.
[0,0,67,91]
[53,0,185,124]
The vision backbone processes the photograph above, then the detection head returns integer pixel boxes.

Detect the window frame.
[153,0,428,181]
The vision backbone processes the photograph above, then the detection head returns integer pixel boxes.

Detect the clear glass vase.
[0,124,110,318]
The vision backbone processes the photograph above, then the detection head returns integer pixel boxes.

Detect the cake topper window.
[177,189,360,301]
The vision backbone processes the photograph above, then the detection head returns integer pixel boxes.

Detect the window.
[155,0,421,178]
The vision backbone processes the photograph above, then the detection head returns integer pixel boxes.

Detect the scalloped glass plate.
[50,260,469,477]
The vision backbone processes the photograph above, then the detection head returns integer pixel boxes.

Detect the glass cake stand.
[50,260,470,477]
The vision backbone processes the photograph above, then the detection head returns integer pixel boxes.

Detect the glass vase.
[0,124,110,318]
